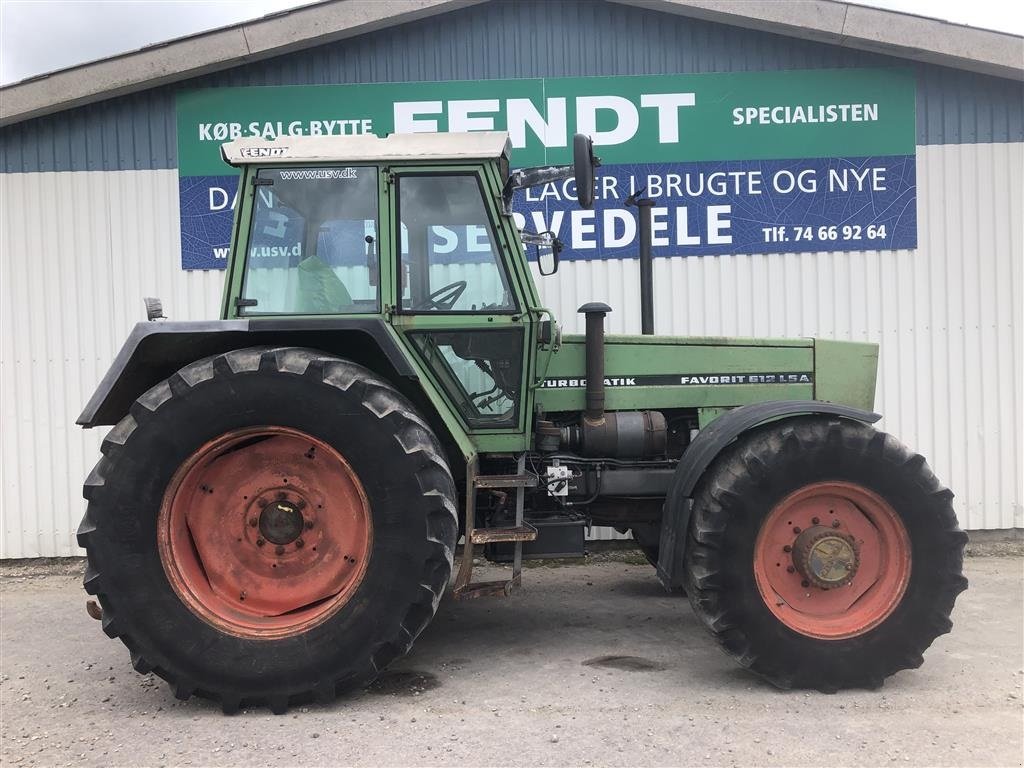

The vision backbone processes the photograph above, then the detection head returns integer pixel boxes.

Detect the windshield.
[239,167,379,315]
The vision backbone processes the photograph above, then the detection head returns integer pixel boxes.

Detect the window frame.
[393,170,521,316]
[235,164,383,318]
[407,328,525,428]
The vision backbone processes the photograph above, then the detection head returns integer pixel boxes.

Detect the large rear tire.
[683,416,967,691]
[78,347,458,713]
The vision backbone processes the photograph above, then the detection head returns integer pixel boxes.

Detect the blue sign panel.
[512,155,916,261]
[180,153,915,269]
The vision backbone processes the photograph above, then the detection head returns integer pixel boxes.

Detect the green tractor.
[77,131,966,713]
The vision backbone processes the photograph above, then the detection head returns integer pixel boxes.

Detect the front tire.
[78,347,458,713]
[682,416,967,691]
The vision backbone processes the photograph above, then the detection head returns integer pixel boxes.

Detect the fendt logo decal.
[238,146,290,158]
[540,373,814,388]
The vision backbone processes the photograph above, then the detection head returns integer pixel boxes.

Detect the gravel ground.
[1,554,1022,767]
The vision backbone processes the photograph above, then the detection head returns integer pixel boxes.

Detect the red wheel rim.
[753,481,911,640]
[158,426,371,639]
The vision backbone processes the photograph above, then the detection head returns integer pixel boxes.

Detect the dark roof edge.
[1,0,1021,128]
[0,0,485,127]
[612,0,1024,82]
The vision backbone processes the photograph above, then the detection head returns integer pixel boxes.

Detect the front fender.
[656,400,880,590]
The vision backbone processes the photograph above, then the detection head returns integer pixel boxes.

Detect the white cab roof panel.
[221,131,512,166]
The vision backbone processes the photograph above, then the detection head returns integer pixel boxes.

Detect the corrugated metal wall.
[0,169,224,556]
[2,0,1022,173]
[2,141,1020,556]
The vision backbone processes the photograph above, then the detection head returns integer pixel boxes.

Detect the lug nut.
[801,580,810,588]
[792,526,801,534]
[256,538,265,547]
[786,565,796,573]
[275,545,285,555]
[295,538,304,549]
[305,520,314,530]
[783,545,792,553]
[811,517,820,525]
[249,518,258,527]
[832,520,841,528]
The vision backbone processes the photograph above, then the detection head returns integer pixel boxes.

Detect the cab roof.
[221,131,512,167]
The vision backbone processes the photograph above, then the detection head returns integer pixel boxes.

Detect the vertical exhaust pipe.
[578,302,611,422]
[626,189,655,334]
[562,301,667,458]
[637,198,655,335]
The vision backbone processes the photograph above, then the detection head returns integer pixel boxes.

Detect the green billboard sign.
[176,67,916,268]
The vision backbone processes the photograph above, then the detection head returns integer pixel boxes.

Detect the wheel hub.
[259,500,305,545]
[791,525,859,588]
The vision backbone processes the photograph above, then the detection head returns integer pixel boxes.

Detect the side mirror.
[534,232,562,276]
[573,133,600,210]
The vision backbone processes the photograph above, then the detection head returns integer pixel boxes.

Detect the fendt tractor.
[77,131,967,714]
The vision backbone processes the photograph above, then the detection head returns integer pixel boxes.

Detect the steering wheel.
[414,280,467,311]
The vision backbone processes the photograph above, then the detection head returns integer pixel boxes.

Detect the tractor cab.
[220,133,539,317]
[220,131,585,444]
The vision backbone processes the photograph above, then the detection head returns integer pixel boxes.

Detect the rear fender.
[78,319,418,426]
[656,400,880,590]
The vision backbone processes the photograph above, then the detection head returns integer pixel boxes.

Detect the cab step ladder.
[453,456,537,599]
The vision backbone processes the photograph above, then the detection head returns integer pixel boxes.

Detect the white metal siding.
[1,142,1020,557]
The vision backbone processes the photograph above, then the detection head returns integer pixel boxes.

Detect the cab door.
[387,166,536,451]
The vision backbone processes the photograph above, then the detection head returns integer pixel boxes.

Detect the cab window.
[409,329,524,427]
[397,175,516,313]
[239,167,379,315]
